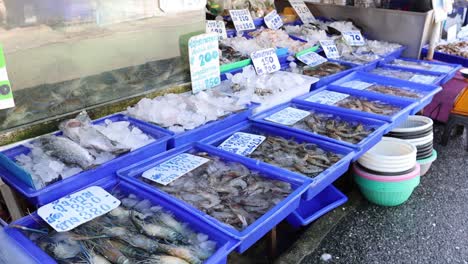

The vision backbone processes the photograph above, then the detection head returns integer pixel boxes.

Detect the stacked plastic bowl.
[387,116,437,176]
[353,137,420,206]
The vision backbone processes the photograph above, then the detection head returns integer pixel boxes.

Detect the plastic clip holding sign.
[264,10,283,30]
[297,51,327,67]
[37,186,120,232]
[289,0,315,24]
[189,33,221,93]
[0,46,14,110]
[229,9,255,32]
[342,31,365,46]
[251,48,281,75]
[206,20,227,40]
[320,40,340,59]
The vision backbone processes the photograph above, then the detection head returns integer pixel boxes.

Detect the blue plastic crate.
[250,102,389,160]
[226,28,237,38]
[360,63,446,86]
[329,71,443,115]
[4,178,239,264]
[199,121,355,200]
[0,114,172,206]
[293,87,418,132]
[286,184,347,228]
[380,57,462,85]
[421,45,468,67]
[117,142,311,253]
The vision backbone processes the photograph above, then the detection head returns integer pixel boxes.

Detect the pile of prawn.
[335,96,401,116]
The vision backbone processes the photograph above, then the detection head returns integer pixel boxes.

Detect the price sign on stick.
[320,40,340,59]
[342,31,365,46]
[229,9,255,32]
[289,0,315,24]
[188,33,221,93]
[264,10,283,30]
[206,20,227,40]
[251,48,281,75]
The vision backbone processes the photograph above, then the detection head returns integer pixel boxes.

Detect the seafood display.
[143,152,292,230]
[283,24,329,45]
[247,28,313,53]
[369,68,437,84]
[249,135,343,177]
[289,61,350,78]
[220,43,250,64]
[436,41,468,58]
[336,39,402,64]
[126,90,248,133]
[364,84,422,99]
[23,191,217,264]
[335,96,401,116]
[15,112,155,190]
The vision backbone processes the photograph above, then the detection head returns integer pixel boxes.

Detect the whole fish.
[37,135,95,169]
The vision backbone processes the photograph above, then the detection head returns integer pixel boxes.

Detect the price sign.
[38,186,120,232]
[408,74,437,84]
[206,20,227,40]
[447,24,457,42]
[320,40,340,59]
[229,9,255,32]
[265,107,310,126]
[188,33,221,93]
[342,31,365,46]
[430,64,453,73]
[0,47,14,110]
[341,80,373,90]
[218,132,266,156]
[251,48,281,75]
[289,0,315,24]
[142,153,210,186]
[297,51,327,67]
[264,10,283,30]
[305,90,350,105]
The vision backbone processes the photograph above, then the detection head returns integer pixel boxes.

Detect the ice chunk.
[321,253,332,262]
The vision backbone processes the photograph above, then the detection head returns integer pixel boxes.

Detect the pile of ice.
[94,120,154,151]
[326,21,360,33]
[283,25,329,45]
[221,37,264,55]
[219,65,319,113]
[126,91,248,133]
[367,40,402,55]
[248,28,313,53]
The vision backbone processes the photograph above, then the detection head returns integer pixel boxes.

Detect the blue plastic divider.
[117,142,311,253]
[329,71,443,115]
[286,184,348,228]
[0,114,172,206]
[250,102,389,160]
[198,121,355,201]
[5,177,239,264]
[293,87,418,132]
[360,63,446,86]
[380,57,461,84]
[421,45,468,67]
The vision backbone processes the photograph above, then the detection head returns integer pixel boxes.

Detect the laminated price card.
[264,10,283,30]
[320,40,340,59]
[188,33,221,93]
[218,132,266,156]
[206,20,227,40]
[251,48,281,75]
[342,31,365,46]
[297,51,327,67]
[289,0,315,24]
[0,46,14,110]
[265,107,310,126]
[38,186,121,232]
[305,90,350,105]
[229,9,255,32]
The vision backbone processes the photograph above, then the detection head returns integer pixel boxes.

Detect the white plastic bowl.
[404,132,433,147]
[358,137,417,173]
[391,116,433,133]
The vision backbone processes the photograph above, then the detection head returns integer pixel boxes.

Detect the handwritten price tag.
[206,20,227,40]
[265,107,310,126]
[229,9,255,32]
[408,74,437,84]
[305,90,350,105]
[142,153,210,186]
[342,31,365,46]
[218,132,266,156]
[251,48,281,75]
[264,10,283,30]
[297,52,327,67]
[289,0,315,24]
[341,80,373,90]
[188,33,221,93]
[38,186,120,232]
[320,40,340,59]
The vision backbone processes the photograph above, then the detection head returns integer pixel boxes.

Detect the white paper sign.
[408,74,437,84]
[264,10,283,30]
[341,80,373,90]
[218,132,266,156]
[229,9,255,32]
[142,153,210,186]
[430,64,453,73]
[289,0,315,24]
[320,40,340,59]
[38,186,120,232]
[206,20,227,40]
[251,48,281,75]
[265,107,310,126]
[447,24,457,42]
[189,33,221,93]
[297,52,327,67]
[342,31,365,46]
[305,90,350,105]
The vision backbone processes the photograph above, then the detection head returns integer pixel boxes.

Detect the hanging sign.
[297,51,327,67]
[342,31,365,46]
[188,33,221,93]
[206,20,227,40]
[251,48,281,75]
[218,132,266,156]
[0,46,14,110]
[264,10,283,30]
[320,40,340,59]
[229,9,255,32]
[289,0,315,24]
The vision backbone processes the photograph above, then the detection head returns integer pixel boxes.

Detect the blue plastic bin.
[117,142,311,253]
[360,64,446,86]
[250,102,389,160]
[199,121,356,201]
[286,184,348,228]
[293,87,418,132]
[0,114,172,206]
[4,177,239,264]
[380,57,461,85]
[421,45,468,67]
[329,71,443,115]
